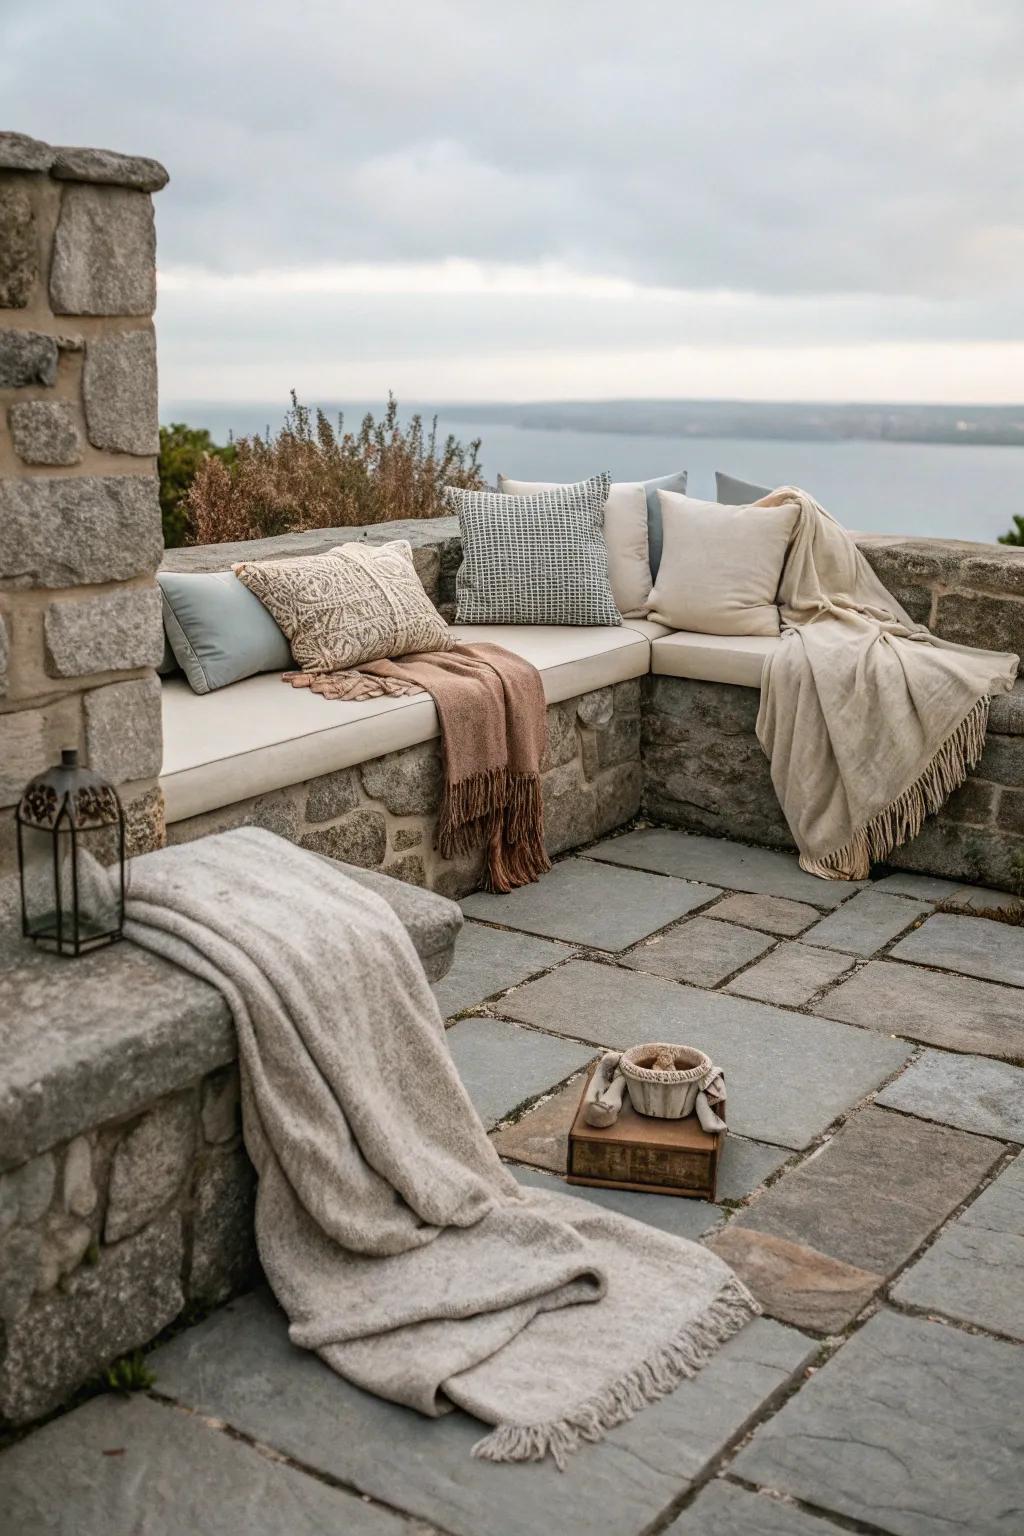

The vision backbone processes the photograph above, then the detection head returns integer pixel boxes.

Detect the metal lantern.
[16,749,125,957]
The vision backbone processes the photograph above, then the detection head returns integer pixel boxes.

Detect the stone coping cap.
[0,859,460,1170]
[161,516,461,574]
[0,132,169,191]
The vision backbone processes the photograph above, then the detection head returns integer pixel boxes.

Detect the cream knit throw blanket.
[121,829,758,1468]
[757,488,1019,880]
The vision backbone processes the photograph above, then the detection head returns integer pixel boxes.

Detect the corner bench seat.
[160,620,670,824]
[651,631,780,689]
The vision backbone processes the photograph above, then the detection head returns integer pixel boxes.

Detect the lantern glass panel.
[19,822,121,952]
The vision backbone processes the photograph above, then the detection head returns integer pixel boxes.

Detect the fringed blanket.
[122,830,758,1468]
[756,488,1019,880]
[287,642,550,892]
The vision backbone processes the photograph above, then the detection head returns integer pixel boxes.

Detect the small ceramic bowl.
[620,1043,715,1119]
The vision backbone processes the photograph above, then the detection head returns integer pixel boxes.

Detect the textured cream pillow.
[497,474,652,617]
[649,491,798,636]
[234,539,454,672]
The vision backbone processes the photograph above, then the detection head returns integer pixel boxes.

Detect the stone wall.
[167,682,644,897]
[643,675,1024,893]
[0,1066,255,1425]
[0,132,168,927]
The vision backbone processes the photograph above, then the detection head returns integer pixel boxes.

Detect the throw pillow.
[716,471,771,505]
[497,474,650,616]
[158,570,293,694]
[649,490,798,637]
[446,474,621,626]
[641,469,688,578]
[234,539,454,673]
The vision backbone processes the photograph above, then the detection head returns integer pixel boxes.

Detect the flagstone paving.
[892,1155,1024,1339]
[495,960,911,1149]
[463,855,718,950]
[890,910,1024,987]
[620,916,774,986]
[431,921,570,1018]
[818,958,1024,1060]
[725,941,854,1007]
[584,827,865,907]
[444,1015,594,1127]
[733,1309,1024,1536]
[8,826,1024,1535]
[800,887,931,956]
[877,1047,1024,1141]
[141,1289,815,1536]
[705,890,823,936]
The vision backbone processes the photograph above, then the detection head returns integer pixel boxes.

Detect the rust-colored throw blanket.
[286,643,551,893]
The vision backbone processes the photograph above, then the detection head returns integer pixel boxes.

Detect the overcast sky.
[5,1,1023,403]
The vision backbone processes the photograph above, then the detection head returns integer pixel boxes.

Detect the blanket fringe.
[802,696,990,881]
[470,1275,759,1470]
[438,768,550,893]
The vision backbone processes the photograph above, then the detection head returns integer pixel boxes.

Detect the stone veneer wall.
[0,132,168,926]
[0,1066,255,1424]
[167,682,643,897]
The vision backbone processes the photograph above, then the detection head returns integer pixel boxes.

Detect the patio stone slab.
[733,1106,1002,1275]
[463,857,719,951]
[709,1225,880,1333]
[620,917,774,987]
[149,1289,816,1536]
[801,889,930,957]
[670,1480,840,1536]
[890,912,1024,988]
[498,961,911,1149]
[432,922,568,1018]
[445,1016,594,1128]
[725,943,854,1007]
[494,1075,787,1199]
[817,959,1024,1061]
[0,1393,412,1536]
[734,1309,1024,1536]
[585,829,864,908]
[892,1155,1024,1338]
[513,1164,722,1242]
[872,872,967,901]
[951,884,1024,916]
[877,1048,1024,1142]
[706,892,822,936]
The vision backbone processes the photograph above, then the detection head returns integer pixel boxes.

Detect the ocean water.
[164,403,1024,544]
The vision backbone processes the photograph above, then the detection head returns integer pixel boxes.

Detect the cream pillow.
[497,474,652,618]
[234,539,454,672]
[649,491,798,637]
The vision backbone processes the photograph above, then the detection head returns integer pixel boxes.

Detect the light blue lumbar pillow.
[715,471,772,505]
[642,470,688,578]
[157,569,293,695]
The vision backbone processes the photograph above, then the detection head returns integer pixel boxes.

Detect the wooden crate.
[567,1067,723,1200]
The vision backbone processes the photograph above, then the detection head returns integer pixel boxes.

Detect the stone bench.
[0,861,461,1425]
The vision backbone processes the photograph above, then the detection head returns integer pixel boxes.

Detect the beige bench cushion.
[161,621,659,823]
[651,631,781,688]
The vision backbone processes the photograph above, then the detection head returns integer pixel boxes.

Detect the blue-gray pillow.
[715,471,772,505]
[446,473,621,626]
[643,470,688,578]
[158,570,293,695]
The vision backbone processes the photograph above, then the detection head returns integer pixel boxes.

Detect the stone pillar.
[0,132,168,927]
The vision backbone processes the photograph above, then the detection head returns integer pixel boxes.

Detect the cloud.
[5,0,1023,399]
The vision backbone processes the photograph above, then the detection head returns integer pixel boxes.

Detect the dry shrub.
[186,392,485,545]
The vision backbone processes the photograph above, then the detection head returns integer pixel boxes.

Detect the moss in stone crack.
[102,1349,156,1395]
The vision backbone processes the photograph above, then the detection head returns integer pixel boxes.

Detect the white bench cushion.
[161,621,658,824]
[651,631,780,688]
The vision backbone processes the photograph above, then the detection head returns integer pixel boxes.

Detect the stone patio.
[3,826,1024,1535]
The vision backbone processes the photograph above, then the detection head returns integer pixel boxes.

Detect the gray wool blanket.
[121,828,758,1467]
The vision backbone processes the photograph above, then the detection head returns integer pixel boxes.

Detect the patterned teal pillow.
[446,474,620,626]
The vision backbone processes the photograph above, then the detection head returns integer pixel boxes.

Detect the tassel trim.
[437,768,550,894]
[470,1275,759,1470]
[802,696,990,882]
